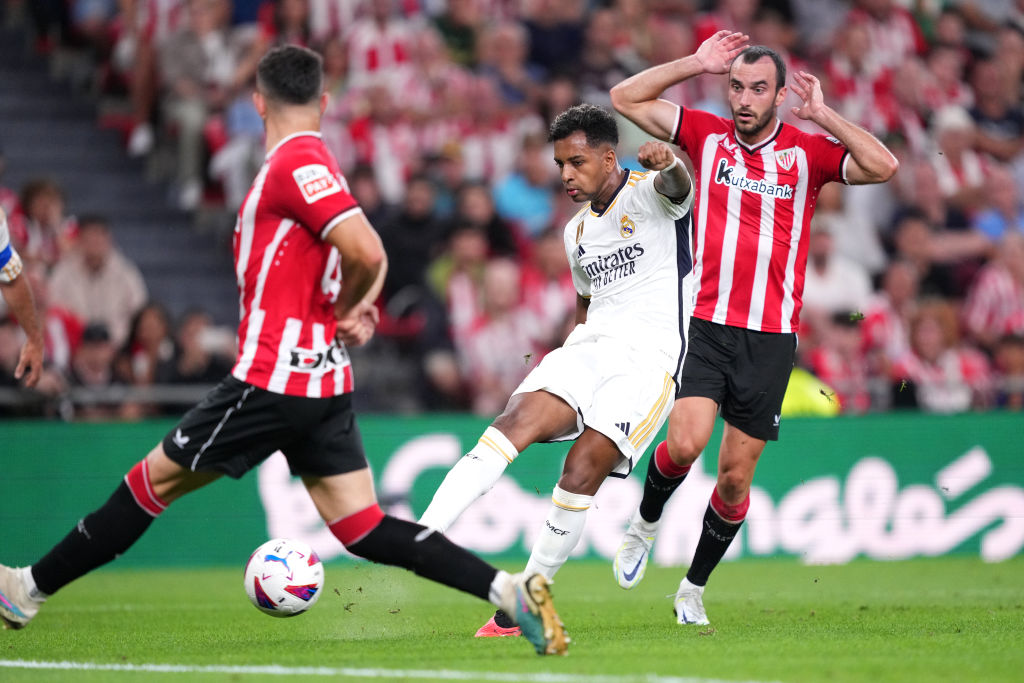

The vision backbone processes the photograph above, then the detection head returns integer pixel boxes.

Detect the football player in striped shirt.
[0,45,567,655]
[609,31,898,625]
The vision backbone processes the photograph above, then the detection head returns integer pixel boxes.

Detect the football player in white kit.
[419,103,695,636]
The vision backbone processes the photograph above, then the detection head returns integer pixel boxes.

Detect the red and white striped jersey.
[672,106,849,333]
[231,132,361,397]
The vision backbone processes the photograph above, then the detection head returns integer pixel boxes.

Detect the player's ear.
[774,85,787,108]
[252,90,266,119]
[320,92,330,116]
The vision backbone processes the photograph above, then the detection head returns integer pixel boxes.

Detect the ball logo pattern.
[244,538,324,617]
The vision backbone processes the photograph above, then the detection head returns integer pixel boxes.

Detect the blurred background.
[1,0,1023,421]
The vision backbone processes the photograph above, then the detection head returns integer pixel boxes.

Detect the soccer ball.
[244,538,324,617]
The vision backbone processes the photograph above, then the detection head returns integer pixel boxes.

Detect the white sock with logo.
[524,486,593,581]
[418,426,518,533]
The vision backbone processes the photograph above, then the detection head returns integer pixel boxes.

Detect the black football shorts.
[162,376,367,478]
[676,317,796,441]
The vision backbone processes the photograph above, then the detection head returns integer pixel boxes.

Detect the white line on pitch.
[0,660,779,683]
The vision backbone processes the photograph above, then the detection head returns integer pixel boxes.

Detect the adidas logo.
[616,422,631,436]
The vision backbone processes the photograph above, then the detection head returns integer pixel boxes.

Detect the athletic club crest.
[774,149,797,171]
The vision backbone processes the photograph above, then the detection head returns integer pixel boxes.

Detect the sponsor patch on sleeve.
[292,164,342,204]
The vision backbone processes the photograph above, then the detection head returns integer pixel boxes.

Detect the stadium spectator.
[0,316,65,416]
[801,216,874,319]
[520,0,585,76]
[431,0,482,68]
[159,307,234,384]
[804,312,873,413]
[157,0,261,209]
[890,210,961,299]
[346,84,419,205]
[992,333,1024,408]
[972,163,1024,243]
[453,180,522,258]
[493,132,559,239]
[428,223,489,345]
[477,21,544,112]
[892,298,993,412]
[65,321,125,421]
[963,232,1024,351]
[8,178,77,270]
[969,56,1024,173]
[113,301,175,389]
[845,0,927,71]
[576,8,630,109]
[345,0,415,92]
[457,257,546,416]
[520,226,576,349]
[48,215,148,348]
[862,259,921,387]
[930,104,989,216]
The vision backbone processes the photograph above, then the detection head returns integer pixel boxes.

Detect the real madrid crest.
[620,215,636,238]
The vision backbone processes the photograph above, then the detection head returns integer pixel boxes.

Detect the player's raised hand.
[637,141,677,171]
[335,299,379,347]
[695,30,749,75]
[790,71,826,121]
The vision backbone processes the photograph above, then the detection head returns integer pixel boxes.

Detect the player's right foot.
[474,610,522,637]
[614,510,658,589]
[508,573,569,655]
[0,566,39,629]
[673,577,710,625]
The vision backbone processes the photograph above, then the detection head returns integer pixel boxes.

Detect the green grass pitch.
[2,557,1022,683]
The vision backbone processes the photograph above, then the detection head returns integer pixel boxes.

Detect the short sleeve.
[626,168,693,220]
[271,152,360,240]
[804,132,850,187]
[563,217,591,298]
[0,213,23,283]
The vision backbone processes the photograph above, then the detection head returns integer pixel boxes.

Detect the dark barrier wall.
[3,412,1022,568]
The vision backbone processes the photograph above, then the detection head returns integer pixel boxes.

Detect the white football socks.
[524,485,593,581]
[418,426,519,532]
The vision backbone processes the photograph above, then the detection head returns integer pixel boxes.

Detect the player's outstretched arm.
[789,70,899,185]
[610,30,748,141]
[639,141,692,201]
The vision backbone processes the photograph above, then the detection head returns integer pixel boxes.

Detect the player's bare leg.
[1,447,219,629]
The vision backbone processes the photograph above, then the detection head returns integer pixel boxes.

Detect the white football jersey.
[563,167,694,380]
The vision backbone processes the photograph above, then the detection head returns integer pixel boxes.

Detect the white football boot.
[613,510,659,589]
[673,577,710,625]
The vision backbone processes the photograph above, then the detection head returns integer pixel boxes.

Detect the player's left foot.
[673,577,710,625]
[507,573,569,655]
[474,610,521,637]
[614,510,658,589]
[0,566,40,630]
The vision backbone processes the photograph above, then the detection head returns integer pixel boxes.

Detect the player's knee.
[556,467,603,496]
[715,470,751,504]
[666,435,702,466]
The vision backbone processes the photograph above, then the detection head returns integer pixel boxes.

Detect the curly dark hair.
[548,103,619,148]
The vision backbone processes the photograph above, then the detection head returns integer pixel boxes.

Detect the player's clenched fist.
[638,141,677,171]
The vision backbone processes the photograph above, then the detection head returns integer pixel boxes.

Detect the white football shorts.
[512,325,676,477]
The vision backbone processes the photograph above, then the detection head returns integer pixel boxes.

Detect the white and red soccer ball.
[244,538,324,617]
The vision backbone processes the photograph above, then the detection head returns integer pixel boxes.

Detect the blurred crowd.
[1,0,1024,419]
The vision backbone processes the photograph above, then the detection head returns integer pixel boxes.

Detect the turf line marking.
[0,660,777,683]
